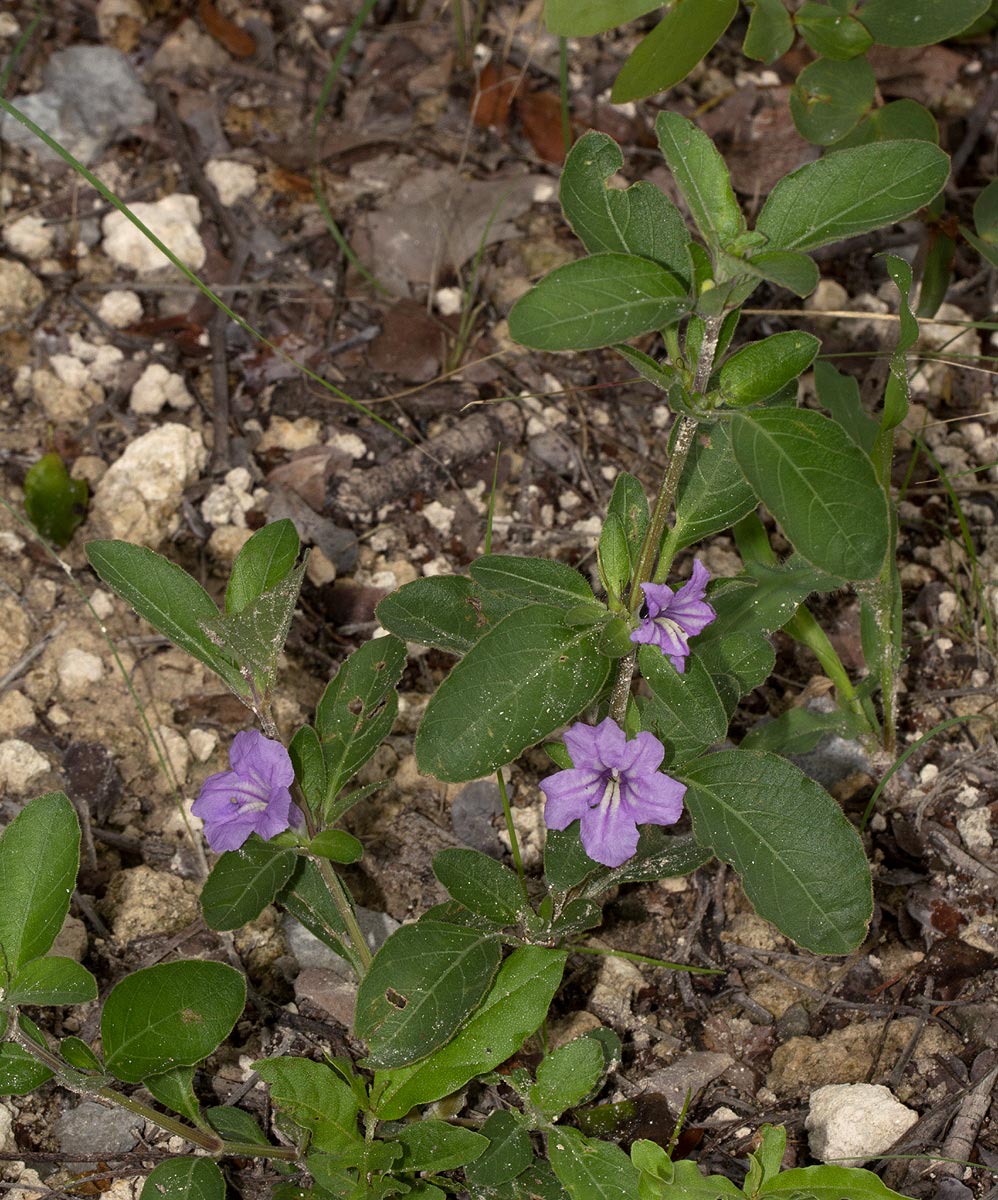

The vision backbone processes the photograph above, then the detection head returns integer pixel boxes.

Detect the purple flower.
[192,730,302,853]
[629,559,716,672]
[539,717,686,868]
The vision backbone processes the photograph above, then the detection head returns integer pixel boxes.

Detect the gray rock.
[451,780,504,857]
[1,47,155,166]
[284,905,398,978]
[789,733,873,792]
[639,1052,734,1110]
[54,1100,141,1157]
[294,967,357,1027]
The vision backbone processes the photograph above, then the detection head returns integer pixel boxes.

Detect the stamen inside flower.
[595,770,621,810]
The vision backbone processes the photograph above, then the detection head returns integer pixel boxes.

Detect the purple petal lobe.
[194,730,300,853]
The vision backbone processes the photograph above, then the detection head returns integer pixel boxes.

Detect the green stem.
[607,314,723,725]
[567,943,721,974]
[496,769,527,893]
[5,1020,298,1161]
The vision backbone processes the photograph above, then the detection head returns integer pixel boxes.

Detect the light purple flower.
[192,730,302,853]
[539,717,686,868]
[629,559,716,672]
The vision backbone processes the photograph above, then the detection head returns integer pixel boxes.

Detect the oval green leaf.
[719,331,820,407]
[140,1158,224,1200]
[415,605,612,782]
[790,57,875,146]
[5,957,97,1007]
[508,254,688,352]
[681,749,873,953]
[796,3,873,59]
[102,960,246,1083]
[225,519,300,615]
[544,0,663,36]
[433,848,529,926]
[730,408,889,579]
[254,1057,362,1156]
[856,0,989,46]
[612,0,738,102]
[0,792,79,981]
[756,140,949,251]
[470,555,598,608]
[664,421,758,553]
[655,111,744,251]
[200,835,298,932]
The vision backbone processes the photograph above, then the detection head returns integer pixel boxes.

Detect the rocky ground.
[0,3,996,1198]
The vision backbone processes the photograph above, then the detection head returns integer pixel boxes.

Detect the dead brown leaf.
[198,0,256,59]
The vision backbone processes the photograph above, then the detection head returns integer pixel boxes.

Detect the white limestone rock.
[3,215,54,259]
[0,740,50,794]
[0,259,44,322]
[57,648,104,699]
[102,195,206,273]
[806,1083,918,1166]
[130,363,194,414]
[88,423,206,547]
[97,289,143,327]
[205,159,257,206]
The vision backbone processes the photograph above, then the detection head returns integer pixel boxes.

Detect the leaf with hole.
[355,921,503,1069]
[508,254,688,352]
[559,131,690,283]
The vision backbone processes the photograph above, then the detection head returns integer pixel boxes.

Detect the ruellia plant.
[2,115,950,1199]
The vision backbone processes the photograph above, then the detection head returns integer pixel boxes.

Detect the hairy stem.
[5,1021,298,1162]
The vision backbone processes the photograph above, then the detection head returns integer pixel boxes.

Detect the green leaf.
[813,361,878,454]
[790,57,875,145]
[741,249,820,298]
[5,957,97,1006]
[655,111,744,251]
[549,1127,642,1199]
[544,826,599,893]
[612,0,738,103]
[741,705,863,754]
[695,630,776,717]
[394,1120,489,1172]
[682,749,873,953]
[200,835,298,932]
[637,648,728,765]
[309,830,364,864]
[510,254,688,352]
[433,849,529,926]
[416,604,612,783]
[760,1164,914,1200]
[856,0,990,45]
[205,1105,270,1145]
[612,345,678,393]
[316,636,407,813]
[665,420,757,553]
[277,857,351,962]
[598,514,631,602]
[974,178,998,243]
[756,140,949,251]
[544,0,662,36]
[605,471,649,574]
[86,541,245,694]
[744,0,794,61]
[198,558,306,694]
[465,1110,534,1188]
[355,921,503,1069]
[0,1042,54,1095]
[290,724,327,811]
[254,1057,362,1156]
[24,453,88,547]
[730,408,889,579]
[531,1037,607,1120]
[102,960,246,1083]
[0,792,79,982]
[59,1037,102,1072]
[796,3,873,59]
[836,98,939,148]
[373,947,566,1120]
[140,1157,225,1200]
[719,331,820,407]
[377,575,485,655]
[145,1066,202,1124]
[747,1123,787,1190]
[471,555,598,609]
[225,519,300,614]
[560,131,690,283]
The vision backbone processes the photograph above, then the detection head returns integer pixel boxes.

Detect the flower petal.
[579,797,640,868]
[229,729,295,788]
[540,767,602,829]
[622,771,686,828]
[563,721,603,770]
[590,717,629,769]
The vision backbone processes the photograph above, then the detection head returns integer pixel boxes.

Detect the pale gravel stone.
[129,362,194,414]
[88,423,206,547]
[102,195,206,273]
[0,259,44,321]
[3,214,53,259]
[328,431,367,459]
[258,415,322,453]
[306,546,337,586]
[201,467,254,527]
[0,689,34,732]
[153,723,190,785]
[0,739,50,793]
[0,531,25,556]
[806,1083,918,1166]
[205,158,257,206]
[49,354,90,390]
[57,648,104,699]
[97,289,142,327]
[956,807,993,852]
[187,728,218,763]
